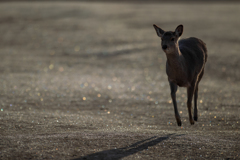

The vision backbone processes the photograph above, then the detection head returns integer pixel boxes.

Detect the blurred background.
[0,1,240,159]
[1,1,239,104]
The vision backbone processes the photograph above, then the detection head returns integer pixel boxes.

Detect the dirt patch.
[0,2,239,159]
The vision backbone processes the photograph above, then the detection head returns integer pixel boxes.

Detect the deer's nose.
[162,45,167,50]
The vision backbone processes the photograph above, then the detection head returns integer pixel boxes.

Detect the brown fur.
[153,24,207,126]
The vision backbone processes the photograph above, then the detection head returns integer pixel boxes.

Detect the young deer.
[153,24,207,126]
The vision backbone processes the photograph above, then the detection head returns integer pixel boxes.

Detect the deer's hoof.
[190,119,195,125]
[175,117,182,126]
[194,116,198,121]
[177,121,182,126]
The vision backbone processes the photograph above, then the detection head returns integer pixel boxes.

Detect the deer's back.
[177,37,207,84]
[179,37,207,73]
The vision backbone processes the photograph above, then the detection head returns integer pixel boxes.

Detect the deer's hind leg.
[194,85,199,121]
[194,70,204,121]
[169,81,181,126]
[187,77,199,125]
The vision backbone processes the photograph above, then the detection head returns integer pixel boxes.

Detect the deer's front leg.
[169,81,181,126]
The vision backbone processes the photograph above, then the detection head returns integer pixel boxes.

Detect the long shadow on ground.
[74,134,183,160]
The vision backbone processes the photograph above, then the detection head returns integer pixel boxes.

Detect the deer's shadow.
[73,134,183,160]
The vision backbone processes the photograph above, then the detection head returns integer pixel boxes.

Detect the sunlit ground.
[0,1,239,159]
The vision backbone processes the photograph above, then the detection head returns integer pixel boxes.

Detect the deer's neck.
[166,46,186,74]
[165,45,190,87]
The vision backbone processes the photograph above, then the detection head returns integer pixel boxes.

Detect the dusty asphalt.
[0,1,239,160]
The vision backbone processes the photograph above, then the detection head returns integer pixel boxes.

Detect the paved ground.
[0,1,239,159]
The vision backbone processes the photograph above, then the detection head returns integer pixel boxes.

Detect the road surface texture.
[0,1,239,159]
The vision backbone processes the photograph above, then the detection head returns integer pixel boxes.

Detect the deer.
[153,24,207,126]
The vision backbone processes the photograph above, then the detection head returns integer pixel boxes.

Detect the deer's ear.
[175,25,183,37]
[153,24,165,37]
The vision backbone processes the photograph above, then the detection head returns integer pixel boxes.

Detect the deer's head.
[153,24,183,54]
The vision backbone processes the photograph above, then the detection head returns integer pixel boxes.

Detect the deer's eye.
[171,38,174,41]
